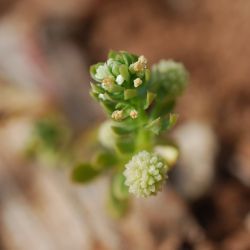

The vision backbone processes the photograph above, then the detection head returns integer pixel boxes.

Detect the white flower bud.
[111,110,123,121]
[134,78,142,88]
[138,55,147,65]
[116,74,124,85]
[98,93,106,101]
[129,110,138,119]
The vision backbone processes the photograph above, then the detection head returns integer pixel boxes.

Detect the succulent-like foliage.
[90,51,151,122]
[26,50,188,217]
[87,51,188,203]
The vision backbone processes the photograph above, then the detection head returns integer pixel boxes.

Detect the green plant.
[72,50,188,216]
[26,116,71,167]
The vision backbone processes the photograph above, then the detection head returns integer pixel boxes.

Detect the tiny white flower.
[132,55,148,72]
[134,78,142,88]
[111,110,123,121]
[101,77,114,90]
[98,93,106,101]
[116,75,124,85]
[95,64,110,80]
[107,58,114,66]
[129,110,138,119]
[138,55,147,65]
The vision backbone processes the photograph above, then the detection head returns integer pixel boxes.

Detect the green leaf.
[90,91,100,101]
[119,65,130,82]
[145,117,161,135]
[161,113,179,131]
[112,125,133,135]
[115,103,128,110]
[144,91,156,109]
[89,63,103,81]
[100,101,115,114]
[145,69,151,81]
[111,63,120,76]
[145,114,178,135]
[112,173,129,200]
[169,113,179,128]
[71,163,99,183]
[124,89,137,100]
[90,82,103,94]
[90,65,97,79]
[116,137,135,154]
[121,53,130,66]
[94,151,117,170]
[107,190,129,218]
[122,51,137,64]
[108,50,118,59]
[160,99,176,116]
[104,82,124,93]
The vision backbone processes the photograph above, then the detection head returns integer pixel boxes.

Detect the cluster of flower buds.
[90,51,154,121]
[151,59,188,97]
[124,151,168,197]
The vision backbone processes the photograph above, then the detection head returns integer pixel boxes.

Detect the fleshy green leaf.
[108,50,118,59]
[161,113,179,131]
[94,151,117,170]
[169,113,179,128]
[90,82,103,94]
[116,137,135,154]
[112,173,129,200]
[119,65,130,82]
[112,125,133,135]
[144,91,156,109]
[71,163,99,183]
[107,189,129,218]
[100,101,116,114]
[145,69,151,81]
[111,63,120,76]
[104,82,124,93]
[124,89,137,100]
[145,117,161,135]
[121,53,130,66]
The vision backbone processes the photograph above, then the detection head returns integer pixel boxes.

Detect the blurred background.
[0,0,249,249]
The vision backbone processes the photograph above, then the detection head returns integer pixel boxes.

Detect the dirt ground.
[0,0,249,249]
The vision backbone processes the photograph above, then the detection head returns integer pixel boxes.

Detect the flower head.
[134,78,142,88]
[111,110,124,121]
[124,151,168,197]
[151,60,188,97]
[90,51,152,119]
[129,110,138,119]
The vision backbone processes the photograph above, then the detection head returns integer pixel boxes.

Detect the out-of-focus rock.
[221,229,250,250]
[172,121,218,200]
[231,136,250,186]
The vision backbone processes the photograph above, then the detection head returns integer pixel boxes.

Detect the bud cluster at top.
[90,51,151,121]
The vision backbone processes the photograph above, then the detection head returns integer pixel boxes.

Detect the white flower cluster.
[124,151,168,197]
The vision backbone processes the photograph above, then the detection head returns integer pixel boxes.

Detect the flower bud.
[111,110,124,121]
[134,78,142,88]
[129,110,138,119]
